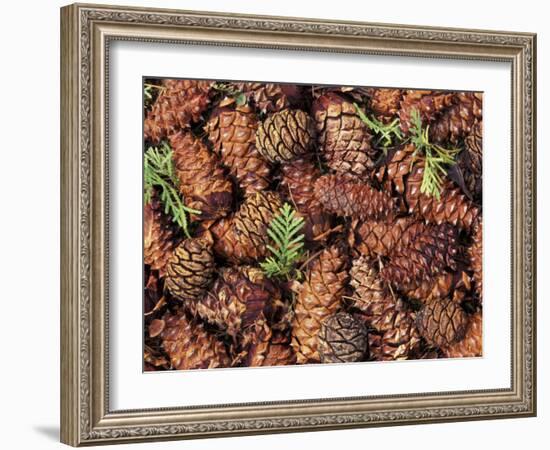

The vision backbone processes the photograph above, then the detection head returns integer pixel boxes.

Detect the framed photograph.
[60,3,536,446]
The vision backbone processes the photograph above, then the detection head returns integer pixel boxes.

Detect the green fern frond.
[260,203,305,280]
[144,143,201,238]
[354,103,403,150]
[408,108,460,199]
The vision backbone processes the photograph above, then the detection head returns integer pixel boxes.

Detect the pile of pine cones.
[144,80,483,371]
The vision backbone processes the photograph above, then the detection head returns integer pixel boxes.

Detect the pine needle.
[408,109,460,199]
[354,102,403,150]
[260,203,305,280]
[144,143,201,238]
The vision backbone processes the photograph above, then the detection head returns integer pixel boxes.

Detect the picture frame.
[60,3,536,446]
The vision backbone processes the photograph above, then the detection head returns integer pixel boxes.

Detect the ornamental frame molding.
[61,3,536,446]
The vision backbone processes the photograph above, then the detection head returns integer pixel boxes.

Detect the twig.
[298,248,324,271]
[312,224,344,242]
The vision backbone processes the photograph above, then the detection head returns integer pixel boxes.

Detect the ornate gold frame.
[60,3,536,446]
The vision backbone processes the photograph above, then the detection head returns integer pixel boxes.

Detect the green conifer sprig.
[409,109,461,200]
[354,103,403,149]
[212,82,247,106]
[143,83,165,108]
[144,143,201,238]
[260,203,305,280]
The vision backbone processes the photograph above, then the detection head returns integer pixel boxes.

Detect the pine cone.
[170,131,233,220]
[165,236,215,302]
[189,266,280,339]
[144,268,164,315]
[406,162,480,231]
[243,319,296,366]
[318,312,368,363]
[280,158,332,241]
[349,258,421,361]
[441,311,482,358]
[376,145,414,194]
[256,109,315,162]
[144,79,212,143]
[381,223,459,291]
[430,93,483,144]
[405,270,472,304]
[233,82,303,114]
[469,219,483,302]
[144,316,170,370]
[349,256,388,316]
[204,105,271,194]
[211,191,283,264]
[144,342,169,370]
[379,145,480,231]
[348,216,416,258]
[312,92,376,176]
[291,244,349,363]
[398,90,454,135]
[366,315,421,361]
[314,174,396,220]
[159,312,230,370]
[367,88,403,123]
[144,194,181,277]
[458,121,483,200]
[416,297,468,348]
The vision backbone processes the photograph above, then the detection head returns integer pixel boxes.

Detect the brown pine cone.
[233,82,303,114]
[348,216,416,258]
[349,257,389,316]
[189,266,280,339]
[458,121,483,200]
[379,145,480,231]
[291,244,349,363]
[430,93,483,144]
[170,131,233,221]
[367,88,403,123]
[318,312,368,363]
[381,223,459,291]
[416,297,469,348]
[144,342,169,370]
[256,109,315,163]
[280,158,332,242]
[159,312,230,370]
[398,90,454,135]
[144,193,182,277]
[367,313,421,362]
[242,319,296,367]
[441,311,482,358]
[165,235,215,302]
[350,258,421,361]
[406,162,480,231]
[144,269,164,315]
[376,145,415,194]
[204,105,271,194]
[312,92,376,176]
[405,270,472,304]
[314,174,396,220]
[468,219,483,302]
[144,79,213,143]
[211,191,283,264]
